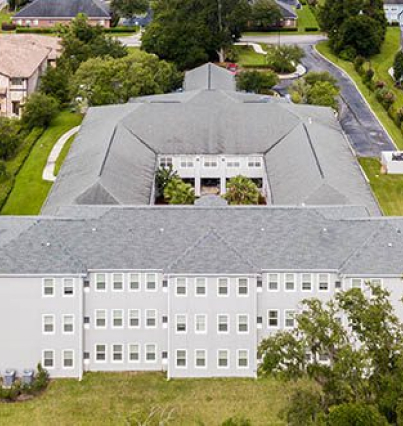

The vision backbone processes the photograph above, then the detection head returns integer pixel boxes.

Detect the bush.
[103,26,138,33]
[0,161,7,181]
[237,70,279,93]
[1,22,16,31]
[339,46,357,62]
[221,418,251,426]
[0,118,22,160]
[0,383,21,402]
[225,46,239,63]
[16,27,56,34]
[396,107,403,125]
[25,363,49,394]
[375,87,396,110]
[363,68,374,84]
[284,388,323,426]
[22,93,60,130]
[304,27,319,32]
[354,56,365,72]
[164,177,195,205]
[327,403,388,426]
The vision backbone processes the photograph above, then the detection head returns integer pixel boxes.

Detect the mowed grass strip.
[359,158,403,216]
[296,6,319,31]
[1,111,82,215]
[316,28,403,150]
[0,372,314,426]
[54,134,75,176]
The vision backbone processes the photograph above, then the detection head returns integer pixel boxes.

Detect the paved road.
[241,34,327,46]
[118,33,142,47]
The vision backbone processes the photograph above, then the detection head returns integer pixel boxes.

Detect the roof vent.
[388,242,393,247]
[323,228,328,233]
[92,227,97,232]
[46,242,51,247]
[160,228,164,233]
[261,227,265,232]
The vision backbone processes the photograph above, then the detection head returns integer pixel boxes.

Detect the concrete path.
[42,126,80,182]
[117,32,142,47]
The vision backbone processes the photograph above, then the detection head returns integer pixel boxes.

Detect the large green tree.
[236,70,278,93]
[21,93,60,130]
[0,118,22,160]
[164,176,195,204]
[141,0,251,70]
[111,0,149,18]
[250,0,282,28]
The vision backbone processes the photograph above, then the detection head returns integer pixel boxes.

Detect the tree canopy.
[236,70,278,93]
[250,0,282,28]
[224,175,261,205]
[110,0,149,19]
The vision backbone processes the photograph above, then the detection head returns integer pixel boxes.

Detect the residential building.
[384,0,403,25]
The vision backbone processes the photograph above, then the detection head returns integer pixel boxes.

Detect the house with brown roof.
[0,34,61,118]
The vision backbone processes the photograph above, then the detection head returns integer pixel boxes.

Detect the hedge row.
[247,26,298,33]
[15,25,137,34]
[305,27,319,32]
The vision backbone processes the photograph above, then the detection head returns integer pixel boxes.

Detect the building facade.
[384,0,403,25]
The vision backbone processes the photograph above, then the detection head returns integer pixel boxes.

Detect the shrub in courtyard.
[224,175,260,205]
[236,70,279,93]
[22,92,60,130]
[155,165,179,199]
[164,176,195,205]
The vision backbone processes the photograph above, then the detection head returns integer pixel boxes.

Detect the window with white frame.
[176,349,187,368]
[176,314,187,333]
[63,278,74,296]
[285,274,295,291]
[268,310,279,328]
[203,157,218,167]
[237,314,249,333]
[112,344,123,362]
[318,274,329,291]
[128,309,140,328]
[42,314,55,334]
[112,274,124,291]
[352,278,362,289]
[159,156,173,168]
[176,278,187,296]
[218,349,229,368]
[237,278,248,296]
[62,315,74,334]
[42,350,55,368]
[237,350,249,368]
[226,158,240,167]
[146,309,157,328]
[268,274,279,291]
[43,278,55,297]
[128,344,140,362]
[218,278,229,296]
[62,350,74,369]
[195,349,207,368]
[112,310,124,328]
[180,157,194,168]
[146,274,157,291]
[196,278,206,296]
[301,274,312,291]
[95,310,107,328]
[218,314,229,333]
[129,273,140,291]
[145,344,157,362]
[247,157,262,168]
[95,344,107,362]
[285,310,296,328]
[95,274,106,291]
[195,314,207,333]
[370,278,382,288]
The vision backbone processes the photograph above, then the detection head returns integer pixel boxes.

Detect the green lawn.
[1,111,82,215]
[234,45,267,66]
[316,28,403,150]
[359,158,403,216]
[54,134,75,176]
[0,372,313,425]
[296,5,319,31]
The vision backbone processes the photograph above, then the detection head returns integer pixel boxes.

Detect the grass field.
[296,5,319,31]
[234,45,267,66]
[316,27,403,150]
[359,158,403,216]
[0,372,313,425]
[1,111,82,215]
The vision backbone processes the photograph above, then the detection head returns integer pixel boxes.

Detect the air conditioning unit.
[22,369,34,386]
[3,369,16,388]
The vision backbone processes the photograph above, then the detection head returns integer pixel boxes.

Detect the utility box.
[3,370,16,388]
[22,369,34,386]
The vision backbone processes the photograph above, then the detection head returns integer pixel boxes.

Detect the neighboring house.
[12,0,111,28]
[1,64,402,380]
[0,35,60,118]
[276,0,298,27]
[384,0,403,25]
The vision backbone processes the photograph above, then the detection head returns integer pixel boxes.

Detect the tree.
[394,51,403,83]
[266,45,305,74]
[155,165,178,199]
[284,388,324,426]
[0,118,22,160]
[164,177,195,204]
[307,81,339,109]
[40,65,71,105]
[304,71,338,87]
[111,0,149,19]
[224,175,260,205]
[250,0,282,28]
[236,70,278,93]
[327,403,388,426]
[21,93,59,130]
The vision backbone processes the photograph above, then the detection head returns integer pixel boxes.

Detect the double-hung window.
[285,310,296,328]
[112,274,124,291]
[42,350,55,368]
[301,274,312,291]
[195,314,207,334]
[176,314,187,333]
[159,157,173,168]
[203,157,218,168]
[112,344,123,362]
[237,350,249,368]
[176,278,187,296]
[145,344,157,362]
[285,274,295,291]
[318,274,329,291]
[218,350,229,368]
[62,350,74,368]
[352,278,362,290]
[218,314,229,333]
[43,278,55,297]
[247,157,261,168]
[237,278,248,296]
[146,309,157,328]
[129,273,140,291]
[146,274,157,291]
[196,278,206,296]
[268,310,279,328]
[268,274,279,291]
[95,310,107,328]
[218,278,229,296]
[180,157,194,168]
[43,314,55,334]
[128,344,140,362]
[95,274,106,291]
[176,350,187,368]
[63,315,74,334]
[112,310,124,328]
[95,344,107,362]
[195,349,207,368]
[128,309,140,328]
[63,278,74,296]
[237,315,249,333]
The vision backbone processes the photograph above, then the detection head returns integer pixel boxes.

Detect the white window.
[237,278,248,296]
[146,274,157,291]
[237,349,249,368]
[62,315,74,334]
[112,344,123,363]
[128,309,140,328]
[95,310,107,328]
[63,278,74,296]
[128,344,140,363]
[145,344,157,362]
[95,274,106,291]
[237,314,249,333]
[195,314,207,334]
[159,157,173,168]
[145,309,157,328]
[62,350,74,369]
[217,314,229,333]
[352,278,362,290]
[226,158,240,167]
[112,273,124,291]
[301,274,312,291]
[195,277,206,296]
[180,157,194,168]
[285,310,296,328]
[203,157,218,168]
[42,314,55,334]
[176,278,187,296]
[217,349,229,368]
[268,310,279,328]
[33,19,38,26]
[112,310,124,328]
[95,344,107,362]
[218,278,229,296]
[176,349,187,368]
[370,278,382,289]
[129,273,140,291]
[247,157,262,168]
[285,274,295,291]
[268,274,279,291]
[43,278,55,297]
[176,314,187,333]
[42,350,55,369]
[195,349,207,368]
[318,274,329,291]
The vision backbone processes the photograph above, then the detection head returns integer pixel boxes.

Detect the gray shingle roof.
[184,63,236,91]
[276,0,298,19]
[14,0,110,18]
